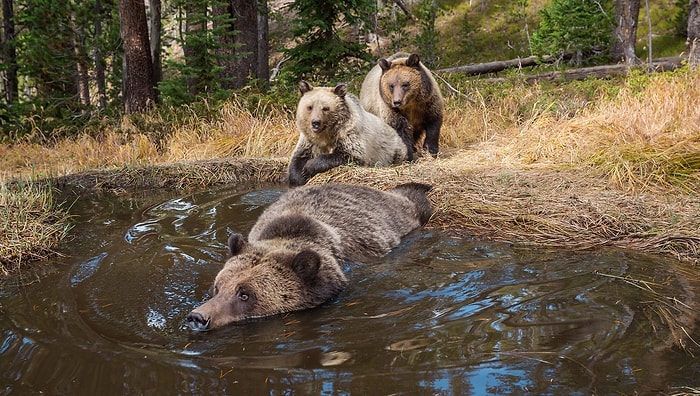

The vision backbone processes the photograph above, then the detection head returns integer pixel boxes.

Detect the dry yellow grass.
[0,101,297,184]
[0,182,72,276]
[164,101,297,161]
[1,68,699,277]
[2,69,699,190]
[492,71,700,191]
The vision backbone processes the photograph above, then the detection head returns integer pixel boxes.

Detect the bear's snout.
[310,120,322,132]
[186,311,211,332]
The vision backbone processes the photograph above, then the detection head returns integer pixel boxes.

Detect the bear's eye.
[401,82,410,90]
[306,105,313,111]
[322,106,330,112]
[210,285,219,296]
[237,291,249,301]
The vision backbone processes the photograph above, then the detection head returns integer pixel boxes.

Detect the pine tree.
[282,0,373,82]
[159,0,237,104]
[15,0,93,114]
[531,0,614,66]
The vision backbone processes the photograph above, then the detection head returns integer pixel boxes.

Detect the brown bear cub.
[360,52,445,158]
[288,81,407,186]
[186,182,432,331]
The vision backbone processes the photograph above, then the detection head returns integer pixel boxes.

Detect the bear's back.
[343,94,407,166]
[249,184,425,261]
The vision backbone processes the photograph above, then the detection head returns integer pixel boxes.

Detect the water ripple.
[2,185,699,395]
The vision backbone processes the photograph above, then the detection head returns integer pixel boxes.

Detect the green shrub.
[530,0,614,66]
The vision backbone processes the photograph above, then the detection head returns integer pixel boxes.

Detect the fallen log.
[437,55,685,80]
[480,57,685,83]
[437,56,540,75]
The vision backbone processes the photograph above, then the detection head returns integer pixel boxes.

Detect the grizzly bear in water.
[288,81,407,186]
[360,52,444,158]
[186,182,432,331]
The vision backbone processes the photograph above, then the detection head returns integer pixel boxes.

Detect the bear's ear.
[299,80,313,95]
[406,54,421,68]
[228,233,247,256]
[378,58,391,72]
[290,249,321,285]
[333,83,347,98]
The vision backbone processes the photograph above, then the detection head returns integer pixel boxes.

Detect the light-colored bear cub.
[288,81,407,186]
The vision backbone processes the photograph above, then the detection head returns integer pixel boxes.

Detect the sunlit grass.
[0,99,296,184]
[2,68,698,192]
[465,68,700,192]
[0,181,73,277]
[164,100,296,161]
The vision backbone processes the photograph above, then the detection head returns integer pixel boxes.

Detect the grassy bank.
[1,68,699,277]
[0,181,72,276]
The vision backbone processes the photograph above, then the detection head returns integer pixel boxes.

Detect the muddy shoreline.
[43,155,699,267]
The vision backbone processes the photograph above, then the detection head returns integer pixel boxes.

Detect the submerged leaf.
[386,338,434,352]
[320,351,353,366]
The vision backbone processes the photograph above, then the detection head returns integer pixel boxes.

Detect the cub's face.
[380,66,421,110]
[295,81,348,138]
[186,234,326,331]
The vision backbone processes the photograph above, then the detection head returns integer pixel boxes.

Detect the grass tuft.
[0,181,73,277]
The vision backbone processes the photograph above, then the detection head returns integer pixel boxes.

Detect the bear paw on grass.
[288,81,408,186]
[187,182,432,331]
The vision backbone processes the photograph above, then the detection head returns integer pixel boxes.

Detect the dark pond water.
[1,183,699,395]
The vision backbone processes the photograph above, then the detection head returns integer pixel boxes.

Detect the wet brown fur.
[187,182,432,330]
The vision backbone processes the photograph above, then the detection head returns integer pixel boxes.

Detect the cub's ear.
[299,80,313,95]
[290,249,321,285]
[227,233,247,256]
[406,54,421,68]
[333,83,347,98]
[378,58,391,72]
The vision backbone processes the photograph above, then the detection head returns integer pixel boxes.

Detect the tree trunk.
[232,0,258,89]
[94,0,107,110]
[257,0,269,91]
[73,23,91,109]
[214,0,268,90]
[149,0,162,91]
[119,0,157,113]
[611,0,641,64]
[1,0,18,104]
[689,0,700,68]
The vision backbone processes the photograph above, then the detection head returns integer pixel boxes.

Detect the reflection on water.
[1,183,699,395]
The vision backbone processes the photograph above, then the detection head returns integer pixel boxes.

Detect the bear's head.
[378,54,423,110]
[187,233,347,331]
[296,81,351,145]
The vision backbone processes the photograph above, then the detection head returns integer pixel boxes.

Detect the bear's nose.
[311,120,321,131]
[186,312,211,332]
[392,100,402,107]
